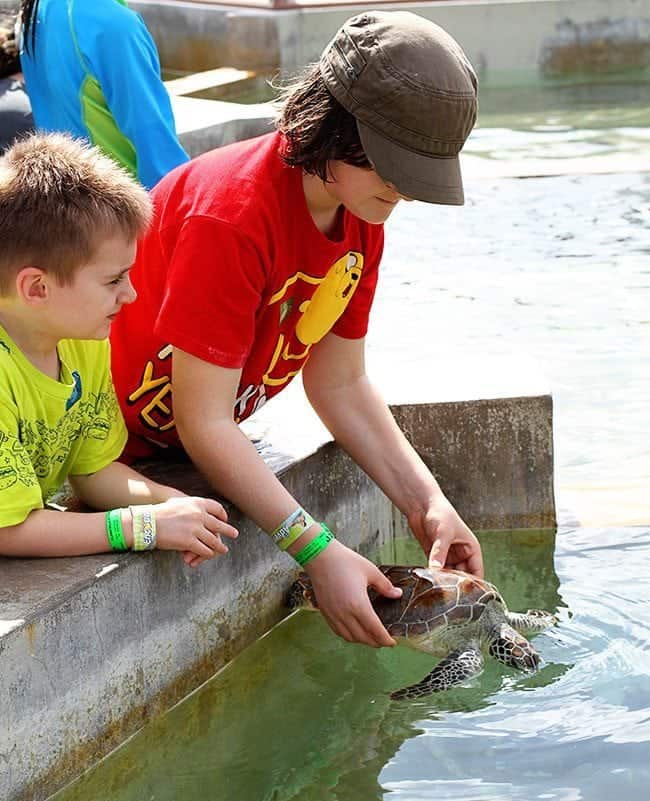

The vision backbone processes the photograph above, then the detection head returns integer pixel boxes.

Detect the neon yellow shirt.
[0,325,127,527]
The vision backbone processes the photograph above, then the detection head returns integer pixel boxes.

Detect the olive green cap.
[320,11,478,205]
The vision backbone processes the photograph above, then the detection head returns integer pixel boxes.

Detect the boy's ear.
[15,267,50,304]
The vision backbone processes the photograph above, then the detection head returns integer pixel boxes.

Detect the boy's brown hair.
[0,132,152,295]
[275,63,371,182]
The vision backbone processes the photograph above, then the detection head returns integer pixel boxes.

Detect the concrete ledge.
[133,0,650,86]
[392,396,556,530]
[1,443,393,801]
[0,395,555,801]
[171,94,274,157]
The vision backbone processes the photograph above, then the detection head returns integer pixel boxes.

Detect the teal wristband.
[105,509,128,551]
[294,524,334,567]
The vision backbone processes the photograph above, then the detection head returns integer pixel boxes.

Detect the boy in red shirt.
[111,11,483,647]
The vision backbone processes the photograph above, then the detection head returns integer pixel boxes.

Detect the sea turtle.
[288,565,557,700]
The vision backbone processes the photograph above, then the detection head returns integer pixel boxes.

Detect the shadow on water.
[52,529,576,801]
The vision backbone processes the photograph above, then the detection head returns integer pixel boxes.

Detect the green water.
[52,530,564,801]
[52,527,650,800]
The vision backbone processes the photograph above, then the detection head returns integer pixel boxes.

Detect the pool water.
[52,527,650,801]
[371,168,649,527]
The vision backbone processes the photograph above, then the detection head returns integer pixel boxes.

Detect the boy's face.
[325,161,413,224]
[47,233,137,340]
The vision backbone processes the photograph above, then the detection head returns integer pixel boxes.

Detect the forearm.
[69,461,185,510]
[0,508,132,558]
[306,374,445,517]
[177,417,317,546]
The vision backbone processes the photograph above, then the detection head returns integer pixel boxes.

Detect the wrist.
[292,523,335,567]
[402,479,447,519]
[303,536,343,572]
[285,522,323,556]
[120,508,134,549]
[406,492,451,526]
[269,509,335,566]
[155,486,186,502]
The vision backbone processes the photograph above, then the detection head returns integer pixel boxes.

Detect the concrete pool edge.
[0,394,555,801]
[133,0,650,84]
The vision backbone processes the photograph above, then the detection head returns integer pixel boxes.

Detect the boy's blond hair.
[0,133,152,295]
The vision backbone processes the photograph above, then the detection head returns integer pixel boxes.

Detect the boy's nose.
[120,276,137,305]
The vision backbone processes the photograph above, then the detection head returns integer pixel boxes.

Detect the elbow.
[0,523,24,556]
[174,407,232,453]
[174,406,198,448]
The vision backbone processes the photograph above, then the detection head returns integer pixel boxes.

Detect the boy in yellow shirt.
[0,133,237,562]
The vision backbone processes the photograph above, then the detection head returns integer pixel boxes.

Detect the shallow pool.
[52,527,650,801]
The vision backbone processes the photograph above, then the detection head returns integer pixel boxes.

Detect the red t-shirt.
[110,132,384,458]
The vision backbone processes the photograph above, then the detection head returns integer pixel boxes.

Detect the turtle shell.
[368,566,504,638]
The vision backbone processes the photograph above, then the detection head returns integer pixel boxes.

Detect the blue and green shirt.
[20,0,188,189]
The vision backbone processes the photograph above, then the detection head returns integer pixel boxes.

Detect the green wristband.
[294,524,334,567]
[105,509,128,551]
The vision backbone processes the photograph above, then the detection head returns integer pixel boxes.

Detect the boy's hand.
[408,497,483,578]
[304,540,402,648]
[153,497,238,565]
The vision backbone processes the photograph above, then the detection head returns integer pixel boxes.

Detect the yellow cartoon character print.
[295,251,363,344]
[263,251,364,388]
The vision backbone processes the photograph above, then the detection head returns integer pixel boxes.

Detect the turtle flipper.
[506,609,557,633]
[390,648,484,700]
[488,623,540,672]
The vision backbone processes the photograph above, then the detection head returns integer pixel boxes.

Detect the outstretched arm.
[302,332,483,577]
[0,460,236,560]
[172,346,403,647]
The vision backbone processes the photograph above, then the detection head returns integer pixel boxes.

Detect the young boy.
[110,11,483,645]
[0,132,237,562]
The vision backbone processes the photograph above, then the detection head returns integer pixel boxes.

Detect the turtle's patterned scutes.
[367,566,506,638]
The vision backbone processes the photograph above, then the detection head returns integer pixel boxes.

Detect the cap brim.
[357,121,465,206]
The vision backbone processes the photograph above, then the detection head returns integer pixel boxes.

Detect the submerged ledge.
[0,391,554,801]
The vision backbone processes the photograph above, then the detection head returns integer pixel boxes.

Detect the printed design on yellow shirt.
[0,432,37,491]
[0,389,120,491]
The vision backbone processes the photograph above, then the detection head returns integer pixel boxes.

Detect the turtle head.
[488,623,540,672]
[286,573,319,611]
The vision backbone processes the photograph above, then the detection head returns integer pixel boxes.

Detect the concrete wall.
[132,0,650,87]
[0,395,555,801]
